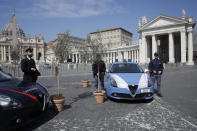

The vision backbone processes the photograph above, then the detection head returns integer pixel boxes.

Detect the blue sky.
[0,0,197,43]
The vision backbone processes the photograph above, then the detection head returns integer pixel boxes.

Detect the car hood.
[0,79,36,92]
[0,79,20,90]
[109,73,149,88]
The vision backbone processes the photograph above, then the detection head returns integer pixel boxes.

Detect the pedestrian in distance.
[19,47,40,86]
[92,54,106,91]
[148,52,164,97]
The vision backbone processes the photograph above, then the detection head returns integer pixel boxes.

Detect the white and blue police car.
[106,60,154,100]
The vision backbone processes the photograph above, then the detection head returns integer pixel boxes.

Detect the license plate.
[141,89,150,93]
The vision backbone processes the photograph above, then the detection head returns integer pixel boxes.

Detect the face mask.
[28,54,33,58]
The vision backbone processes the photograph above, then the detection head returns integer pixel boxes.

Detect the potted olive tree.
[80,35,92,88]
[51,29,71,112]
[88,31,106,103]
[10,42,21,77]
[93,62,106,103]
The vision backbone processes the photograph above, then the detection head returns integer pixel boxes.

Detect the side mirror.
[144,69,149,73]
[106,69,109,73]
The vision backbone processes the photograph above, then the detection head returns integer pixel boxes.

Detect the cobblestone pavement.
[20,65,197,131]
[21,83,197,131]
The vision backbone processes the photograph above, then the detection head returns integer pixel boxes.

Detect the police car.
[0,70,49,130]
[106,60,154,100]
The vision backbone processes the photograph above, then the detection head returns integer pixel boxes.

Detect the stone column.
[114,52,116,62]
[76,54,77,63]
[79,54,81,63]
[112,52,114,63]
[138,49,140,63]
[118,51,122,61]
[74,54,77,63]
[135,50,137,62]
[136,49,139,63]
[85,54,89,64]
[141,35,147,63]
[135,50,137,63]
[138,38,142,63]
[128,51,130,60]
[121,51,124,61]
[181,31,187,63]
[108,53,110,63]
[4,46,6,61]
[133,50,135,62]
[110,52,112,63]
[1,46,3,61]
[8,46,11,62]
[130,51,132,61]
[124,51,128,61]
[187,30,194,65]
[169,33,175,63]
[131,50,134,62]
[152,35,157,59]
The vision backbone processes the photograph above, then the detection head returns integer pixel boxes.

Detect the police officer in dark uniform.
[20,48,40,85]
[92,54,106,91]
[148,52,164,97]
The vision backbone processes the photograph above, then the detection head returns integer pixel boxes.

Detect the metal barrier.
[0,63,95,77]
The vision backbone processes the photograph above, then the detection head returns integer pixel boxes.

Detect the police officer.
[148,52,164,97]
[20,48,40,85]
[92,54,106,91]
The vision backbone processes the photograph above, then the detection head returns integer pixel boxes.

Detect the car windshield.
[0,71,12,82]
[110,63,144,73]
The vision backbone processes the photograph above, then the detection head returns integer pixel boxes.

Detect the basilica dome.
[1,22,25,38]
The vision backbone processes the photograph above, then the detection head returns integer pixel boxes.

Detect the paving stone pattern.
[31,85,197,131]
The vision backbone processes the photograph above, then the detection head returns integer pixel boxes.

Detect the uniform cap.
[25,47,33,52]
[154,52,159,56]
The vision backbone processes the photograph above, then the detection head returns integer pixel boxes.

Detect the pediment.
[138,15,187,31]
[148,18,180,28]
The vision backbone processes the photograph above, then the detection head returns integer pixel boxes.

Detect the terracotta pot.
[82,80,89,88]
[93,90,105,103]
[51,95,65,112]
[101,90,106,95]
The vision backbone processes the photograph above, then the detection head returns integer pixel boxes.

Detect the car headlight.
[0,95,23,109]
[110,78,117,87]
[0,95,11,106]
[139,79,152,88]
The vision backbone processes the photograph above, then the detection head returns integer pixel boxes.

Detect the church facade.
[137,10,196,65]
[0,13,45,63]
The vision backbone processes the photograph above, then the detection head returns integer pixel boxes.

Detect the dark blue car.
[0,70,49,130]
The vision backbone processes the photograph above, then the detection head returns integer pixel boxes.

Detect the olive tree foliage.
[10,43,22,63]
[53,29,71,63]
[78,35,89,63]
[10,42,22,77]
[88,31,104,63]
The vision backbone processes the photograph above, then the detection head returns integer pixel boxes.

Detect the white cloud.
[32,0,123,18]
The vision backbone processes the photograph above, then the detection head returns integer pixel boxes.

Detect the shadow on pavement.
[69,91,93,105]
[16,103,70,131]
